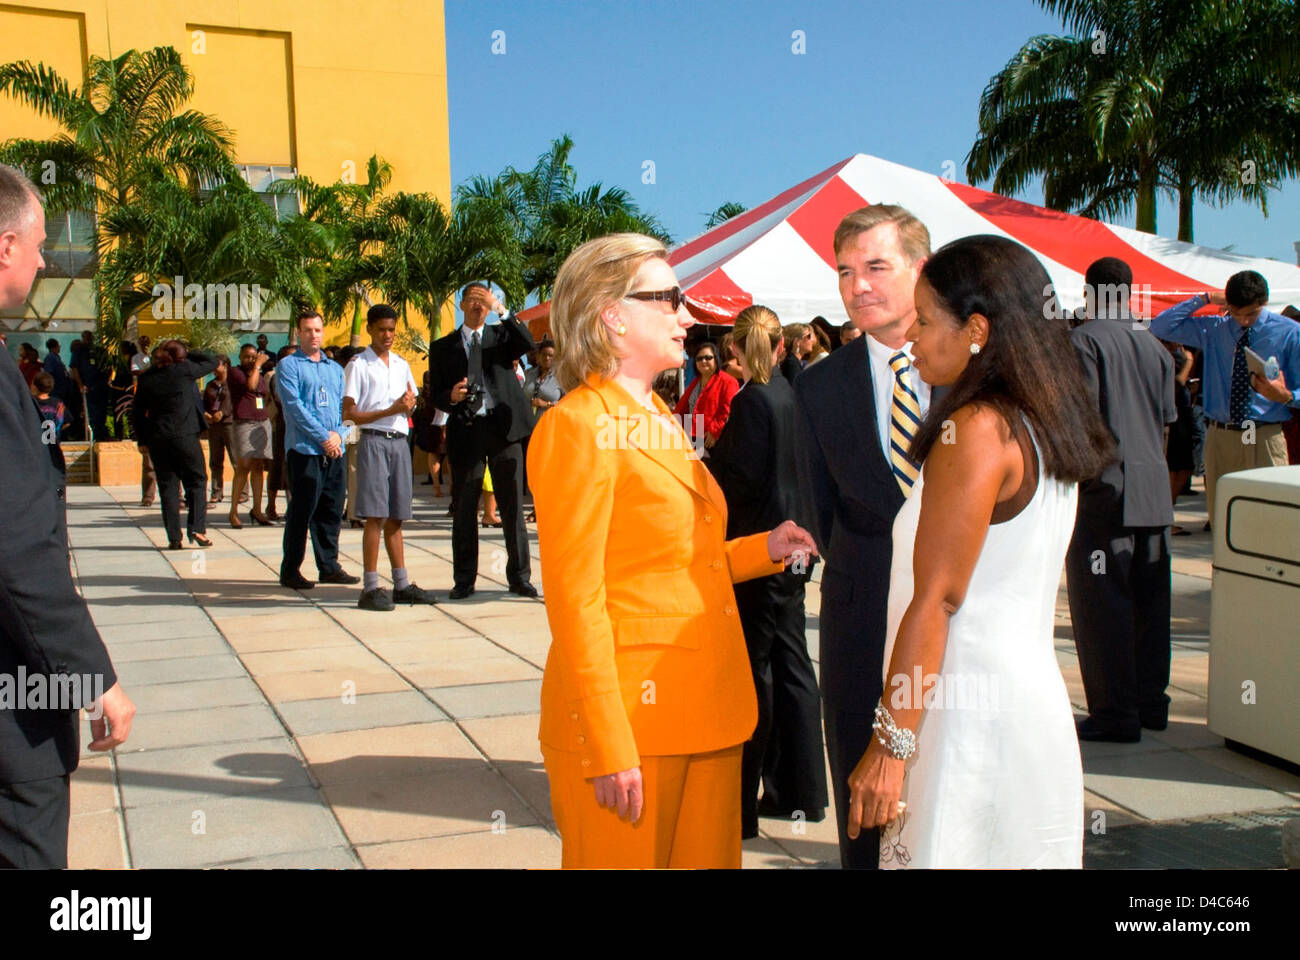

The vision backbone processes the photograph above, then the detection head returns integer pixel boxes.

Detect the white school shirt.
[343,346,418,435]
[864,334,931,458]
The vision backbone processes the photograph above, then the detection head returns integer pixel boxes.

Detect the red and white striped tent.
[522,152,1300,336]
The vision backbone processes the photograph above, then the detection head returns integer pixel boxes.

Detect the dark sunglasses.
[625,286,688,311]
[695,354,716,362]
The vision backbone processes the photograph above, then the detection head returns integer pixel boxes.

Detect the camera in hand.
[461,379,484,415]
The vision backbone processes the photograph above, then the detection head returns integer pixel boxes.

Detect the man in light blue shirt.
[1150,270,1300,527]
[275,310,358,590]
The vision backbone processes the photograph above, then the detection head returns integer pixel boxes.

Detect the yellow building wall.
[0,0,451,350]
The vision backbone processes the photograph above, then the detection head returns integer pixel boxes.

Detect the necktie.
[1229,326,1251,426]
[468,330,484,414]
[889,351,922,496]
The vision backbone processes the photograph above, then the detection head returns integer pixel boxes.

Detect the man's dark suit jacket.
[0,349,116,784]
[793,335,907,706]
[428,316,536,448]
[1070,315,1177,527]
[706,372,799,540]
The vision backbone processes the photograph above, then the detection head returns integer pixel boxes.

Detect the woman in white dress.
[846,235,1115,868]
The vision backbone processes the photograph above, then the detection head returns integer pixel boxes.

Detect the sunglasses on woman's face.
[696,354,715,363]
[625,286,688,311]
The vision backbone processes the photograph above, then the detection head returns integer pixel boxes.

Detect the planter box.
[95,439,212,487]
[96,440,143,486]
[62,441,95,485]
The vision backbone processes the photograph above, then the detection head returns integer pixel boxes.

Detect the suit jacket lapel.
[591,377,725,514]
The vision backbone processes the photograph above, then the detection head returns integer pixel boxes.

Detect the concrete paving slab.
[116,702,286,753]
[68,810,128,869]
[355,825,559,869]
[277,691,448,738]
[322,767,538,845]
[69,755,118,816]
[107,634,236,662]
[402,656,541,689]
[126,676,267,714]
[296,721,481,786]
[219,846,363,869]
[425,679,542,720]
[239,646,389,677]
[126,786,346,868]
[113,653,250,687]
[97,619,222,643]
[1084,748,1295,820]
[255,668,412,703]
[115,738,310,808]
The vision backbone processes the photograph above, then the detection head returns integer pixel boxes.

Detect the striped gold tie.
[889,351,922,496]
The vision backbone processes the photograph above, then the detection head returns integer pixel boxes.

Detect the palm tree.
[271,155,394,345]
[0,46,239,342]
[966,0,1299,240]
[704,202,747,229]
[458,135,670,302]
[365,189,521,340]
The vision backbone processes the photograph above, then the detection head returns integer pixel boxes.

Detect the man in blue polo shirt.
[275,309,359,590]
[1151,270,1300,530]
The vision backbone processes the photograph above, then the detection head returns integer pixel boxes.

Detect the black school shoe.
[280,572,315,590]
[358,588,395,612]
[319,568,361,585]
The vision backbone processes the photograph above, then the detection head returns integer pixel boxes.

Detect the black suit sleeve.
[494,312,536,365]
[176,351,218,380]
[0,352,116,690]
[708,387,771,509]
[793,378,835,555]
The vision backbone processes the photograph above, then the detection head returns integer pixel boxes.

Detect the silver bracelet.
[872,700,917,761]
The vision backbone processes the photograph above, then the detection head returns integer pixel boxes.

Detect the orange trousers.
[542,744,743,868]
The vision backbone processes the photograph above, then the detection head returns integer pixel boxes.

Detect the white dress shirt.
[865,333,931,458]
[343,346,417,435]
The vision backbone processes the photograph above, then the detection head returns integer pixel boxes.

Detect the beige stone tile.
[240,646,388,677]
[1190,746,1300,799]
[365,635,508,666]
[224,626,358,654]
[256,669,410,703]
[461,714,544,763]
[209,608,330,632]
[68,810,127,869]
[402,656,541,689]
[297,721,481,785]
[357,824,560,868]
[69,756,118,815]
[323,767,538,844]
[743,835,804,869]
[1168,689,1208,722]
[1082,789,1145,829]
[1168,658,1209,697]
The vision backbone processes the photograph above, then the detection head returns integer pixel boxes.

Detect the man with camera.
[428,283,538,600]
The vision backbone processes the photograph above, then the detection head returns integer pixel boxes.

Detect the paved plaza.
[63,478,1300,869]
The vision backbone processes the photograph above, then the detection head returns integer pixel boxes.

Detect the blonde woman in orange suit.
[528,233,818,868]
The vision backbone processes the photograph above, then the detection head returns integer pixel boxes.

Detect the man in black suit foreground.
[794,205,933,868]
[429,283,538,599]
[1067,257,1176,742]
[0,164,135,868]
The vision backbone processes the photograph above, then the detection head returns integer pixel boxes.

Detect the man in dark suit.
[0,163,135,868]
[1067,257,1177,742]
[429,283,538,599]
[793,205,933,869]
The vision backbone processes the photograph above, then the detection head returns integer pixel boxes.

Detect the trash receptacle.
[1208,465,1300,766]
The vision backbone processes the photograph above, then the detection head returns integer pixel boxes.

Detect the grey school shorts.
[353,431,413,520]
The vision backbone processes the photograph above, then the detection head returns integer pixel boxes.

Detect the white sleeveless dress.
[879,422,1083,869]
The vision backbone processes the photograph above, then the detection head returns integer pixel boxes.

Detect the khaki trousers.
[1204,421,1287,522]
[543,743,743,869]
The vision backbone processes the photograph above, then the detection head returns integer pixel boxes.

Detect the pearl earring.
[616,323,627,336]
[970,342,981,355]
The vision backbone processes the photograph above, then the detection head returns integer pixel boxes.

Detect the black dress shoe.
[508,582,539,598]
[1140,714,1169,731]
[318,568,360,585]
[1075,717,1141,743]
[392,583,440,605]
[448,584,475,600]
[280,572,315,590]
[166,540,183,551]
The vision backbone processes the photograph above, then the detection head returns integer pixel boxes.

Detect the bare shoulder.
[924,403,1016,474]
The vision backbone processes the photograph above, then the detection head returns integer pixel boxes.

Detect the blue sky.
[445,0,1298,267]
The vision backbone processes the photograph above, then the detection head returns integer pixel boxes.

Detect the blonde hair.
[733,305,782,385]
[550,233,669,391]
[833,204,931,265]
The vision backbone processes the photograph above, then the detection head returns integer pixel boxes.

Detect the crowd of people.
[5,153,1300,870]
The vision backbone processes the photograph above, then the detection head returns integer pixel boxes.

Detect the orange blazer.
[527,375,784,778]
